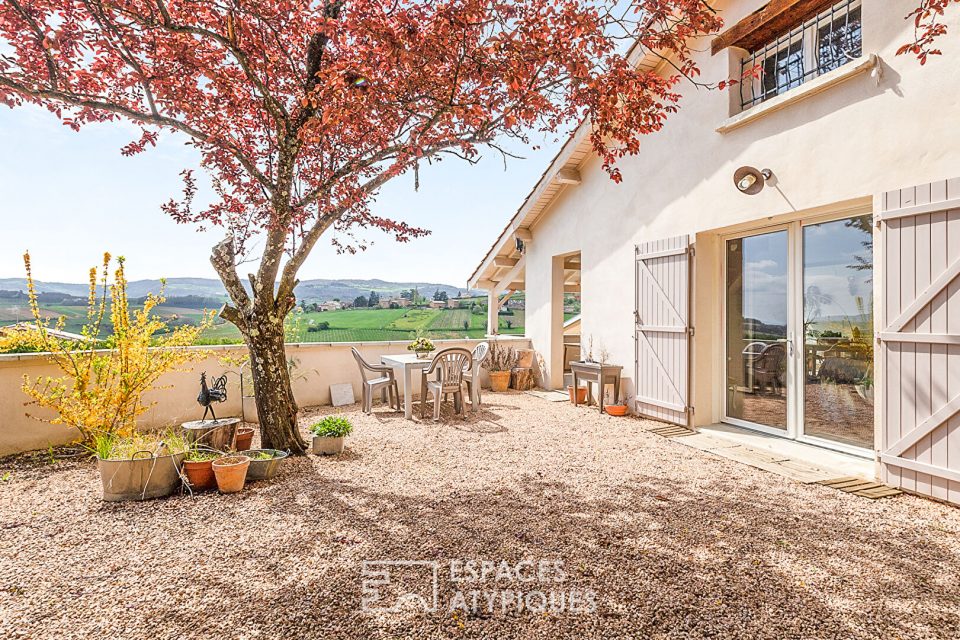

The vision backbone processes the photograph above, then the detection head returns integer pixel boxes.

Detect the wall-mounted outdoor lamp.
[733,166,772,195]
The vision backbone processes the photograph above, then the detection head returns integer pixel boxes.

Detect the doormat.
[525,390,569,402]
[814,477,903,499]
[647,424,696,438]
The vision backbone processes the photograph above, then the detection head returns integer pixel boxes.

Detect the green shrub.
[90,429,189,460]
[310,416,353,438]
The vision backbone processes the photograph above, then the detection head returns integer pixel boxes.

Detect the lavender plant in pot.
[487,340,518,392]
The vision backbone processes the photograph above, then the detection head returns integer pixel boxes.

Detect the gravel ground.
[1,392,959,639]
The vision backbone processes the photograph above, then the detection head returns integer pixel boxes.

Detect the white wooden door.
[878,178,960,504]
[634,235,692,425]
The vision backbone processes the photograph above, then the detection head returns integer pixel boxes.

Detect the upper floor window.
[740,0,862,111]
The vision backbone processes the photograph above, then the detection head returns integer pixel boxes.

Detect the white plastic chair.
[420,348,473,421]
[462,342,489,411]
[351,348,399,414]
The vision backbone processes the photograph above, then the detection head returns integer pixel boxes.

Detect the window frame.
[740,0,862,112]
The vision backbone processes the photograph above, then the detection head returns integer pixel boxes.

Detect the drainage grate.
[815,477,902,499]
[647,425,696,438]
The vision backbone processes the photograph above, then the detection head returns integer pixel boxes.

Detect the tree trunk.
[209,229,307,454]
[243,312,308,454]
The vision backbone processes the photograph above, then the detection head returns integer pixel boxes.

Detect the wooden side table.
[570,361,623,414]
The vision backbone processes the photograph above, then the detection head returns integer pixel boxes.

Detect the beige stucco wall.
[523,1,960,427]
[0,337,528,456]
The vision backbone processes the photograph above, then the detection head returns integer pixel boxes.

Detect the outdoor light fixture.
[733,166,772,195]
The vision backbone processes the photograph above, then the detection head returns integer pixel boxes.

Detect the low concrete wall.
[0,337,531,456]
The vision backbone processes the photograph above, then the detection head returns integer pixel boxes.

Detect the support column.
[487,290,499,336]
[548,255,566,389]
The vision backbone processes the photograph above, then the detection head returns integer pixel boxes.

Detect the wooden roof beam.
[493,255,526,294]
[711,0,837,55]
[476,279,496,290]
[556,167,581,185]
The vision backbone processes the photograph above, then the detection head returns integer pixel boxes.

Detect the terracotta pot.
[234,427,255,451]
[568,386,588,404]
[182,459,217,491]
[212,455,250,493]
[313,436,345,456]
[605,404,628,416]
[489,370,511,392]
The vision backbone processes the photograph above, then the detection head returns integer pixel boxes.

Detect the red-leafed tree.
[900,0,959,63]
[0,0,724,453]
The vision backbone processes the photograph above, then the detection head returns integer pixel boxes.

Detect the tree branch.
[0,76,274,192]
[210,236,251,327]
[149,0,289,127]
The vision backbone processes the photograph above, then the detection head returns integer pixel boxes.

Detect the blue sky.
[0,104,561,287]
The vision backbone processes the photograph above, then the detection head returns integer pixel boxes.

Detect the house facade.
[469,1,960,505]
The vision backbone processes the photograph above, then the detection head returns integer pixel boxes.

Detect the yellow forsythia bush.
[16,252,212,444]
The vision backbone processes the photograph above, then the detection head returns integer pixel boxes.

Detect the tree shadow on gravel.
[194,466,960,640]
[9,424,960,640]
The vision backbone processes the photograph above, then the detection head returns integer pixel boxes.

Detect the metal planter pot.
[98,451,186,502]
[244,449,289,481]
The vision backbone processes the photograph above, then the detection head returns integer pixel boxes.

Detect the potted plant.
[583,335,595,363]
[487,340,518,392]
[311,416,353,455]
[92,431,189,501]
[244,449,289,481]
[10,253,210,501]
[234,426,255,451]
[605,391,629,416]
[182,446,221,492]
[212,455,251,493]
[568,385,588,404]
[408,330,435,359]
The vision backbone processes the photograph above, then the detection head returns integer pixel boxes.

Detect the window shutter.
[878,178,960,505]
[634,235,692,426]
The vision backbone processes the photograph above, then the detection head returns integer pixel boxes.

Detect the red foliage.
[899,0,959,64]
[0,0,723,261]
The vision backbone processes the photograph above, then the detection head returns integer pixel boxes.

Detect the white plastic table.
[380,353,432,420]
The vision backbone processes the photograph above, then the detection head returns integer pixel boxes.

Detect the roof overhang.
[467,47,665,292]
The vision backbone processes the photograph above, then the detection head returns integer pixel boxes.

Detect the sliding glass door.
[724,214,874,453]
[801,216,874,449]
[725,230,790,431]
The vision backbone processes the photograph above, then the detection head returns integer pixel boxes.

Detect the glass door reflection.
[726,231,789,431]
[801,215,874,449]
